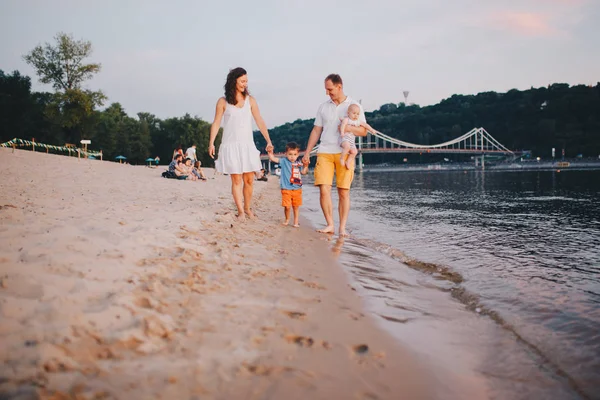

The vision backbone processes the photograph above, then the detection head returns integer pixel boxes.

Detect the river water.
[301,169,600,400]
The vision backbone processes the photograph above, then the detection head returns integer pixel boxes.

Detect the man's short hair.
[175,154,183,160]
[285,142,300,152]
[325,73,343,86]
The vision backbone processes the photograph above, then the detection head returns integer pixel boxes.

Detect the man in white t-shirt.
[303,74,367,237]
[185,144,197,162]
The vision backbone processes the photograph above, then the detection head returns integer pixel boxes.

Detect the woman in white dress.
[208,67,274,221]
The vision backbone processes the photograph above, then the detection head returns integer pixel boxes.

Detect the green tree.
[23,32,106,144]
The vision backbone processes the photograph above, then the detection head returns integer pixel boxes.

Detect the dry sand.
[0,148,432,399]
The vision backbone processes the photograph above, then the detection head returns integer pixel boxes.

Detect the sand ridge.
[0,148,431,399]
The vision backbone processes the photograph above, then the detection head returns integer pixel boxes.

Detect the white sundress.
[215,96,262,174]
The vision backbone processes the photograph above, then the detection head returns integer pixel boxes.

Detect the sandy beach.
[0,148,432,399]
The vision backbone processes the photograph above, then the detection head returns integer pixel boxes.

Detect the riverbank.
[0,149,432,399]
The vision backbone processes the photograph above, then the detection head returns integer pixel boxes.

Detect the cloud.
[490,12,557,36]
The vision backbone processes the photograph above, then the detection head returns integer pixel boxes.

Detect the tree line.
[2,33,598,166]
[257,83,600,162]
[0,33,219,166]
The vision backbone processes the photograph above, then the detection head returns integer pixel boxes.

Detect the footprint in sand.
[284,334,331,350]
[285,334,314,347]
[352,344,369,355]
[241,363,294,376]
[303,281,326,290]
[282,311,306,320]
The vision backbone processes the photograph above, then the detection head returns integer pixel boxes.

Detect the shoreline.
[0,149,432,399]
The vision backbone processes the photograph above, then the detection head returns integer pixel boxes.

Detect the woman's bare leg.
[242,172,256,218]
[230,174,245,221]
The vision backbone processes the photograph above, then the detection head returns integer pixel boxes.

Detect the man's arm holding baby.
[344,124,367,137]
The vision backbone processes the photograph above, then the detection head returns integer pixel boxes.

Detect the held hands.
[208,144,215,159]
[265,142,274,153]
[302,153,311,165]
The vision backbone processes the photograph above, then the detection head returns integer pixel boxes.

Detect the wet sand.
[0,148,432,399]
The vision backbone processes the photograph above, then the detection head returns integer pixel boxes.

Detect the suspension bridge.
[261,127,520,170]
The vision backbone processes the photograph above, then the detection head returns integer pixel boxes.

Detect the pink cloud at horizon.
[489,12,558,36]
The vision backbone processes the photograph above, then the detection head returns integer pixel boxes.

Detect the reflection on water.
[303,170,600,400]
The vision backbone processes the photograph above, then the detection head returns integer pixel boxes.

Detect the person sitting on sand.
[183,158,197,181]
[168,154,181,174]
[192,160,207,181]
[168,154,188,179]
[267,142,309,228]
[255,168,268,182]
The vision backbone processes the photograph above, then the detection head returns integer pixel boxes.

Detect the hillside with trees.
[257,83,600,161]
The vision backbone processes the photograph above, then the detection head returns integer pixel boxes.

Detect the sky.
[1,0,599,128]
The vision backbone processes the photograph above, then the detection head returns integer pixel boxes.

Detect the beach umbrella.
[145,157,155,166]
[115,155,127,164]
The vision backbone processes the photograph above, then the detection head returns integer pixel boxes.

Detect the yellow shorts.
[281,189,302,207]
[313,153,354,189]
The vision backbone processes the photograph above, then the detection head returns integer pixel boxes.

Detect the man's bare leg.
[230,174,245,221]
[318,184,335,234]
[338,187,350,236]
[242,172,256,219]
[282,206,290,225]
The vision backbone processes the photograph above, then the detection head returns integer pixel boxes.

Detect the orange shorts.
[313,153,354,189]
[281,189,302,207]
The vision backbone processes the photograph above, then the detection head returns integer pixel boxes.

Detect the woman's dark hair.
[224,67,249,105]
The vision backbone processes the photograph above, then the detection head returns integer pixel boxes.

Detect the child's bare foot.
[339,229,349,237]
[293,224,300,228]
[282,220,289,226]
[244,210,257,220]
[317,225,335,234]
